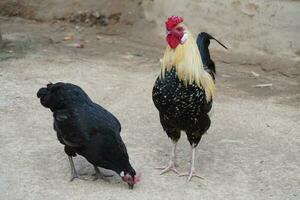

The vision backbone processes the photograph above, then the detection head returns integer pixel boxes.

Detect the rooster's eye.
[176,27,183,32]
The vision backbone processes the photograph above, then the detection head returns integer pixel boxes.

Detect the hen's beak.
[128,183,134,189]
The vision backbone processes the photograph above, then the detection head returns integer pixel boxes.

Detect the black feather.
[37,82,135,176]
[152,32,226,146]
[196,32,227,77]
[152,68,212,147]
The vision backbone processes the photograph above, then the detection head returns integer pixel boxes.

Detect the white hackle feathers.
[160,24,216,101]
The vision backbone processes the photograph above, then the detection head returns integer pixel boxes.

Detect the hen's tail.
[196,32,227,78]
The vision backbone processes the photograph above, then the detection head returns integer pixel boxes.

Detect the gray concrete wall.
[1,0,299,59]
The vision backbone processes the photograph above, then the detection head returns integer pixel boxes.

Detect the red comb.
[165,16,183,31]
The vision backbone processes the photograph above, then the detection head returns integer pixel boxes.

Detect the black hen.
[152,32,227,181]
[37,82,139,189]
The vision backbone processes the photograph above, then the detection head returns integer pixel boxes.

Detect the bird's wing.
[92,103,121,133]
[75,103,122,141]
[53,102,121,148]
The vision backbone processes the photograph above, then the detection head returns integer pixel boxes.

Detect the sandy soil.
[0,17,299,200]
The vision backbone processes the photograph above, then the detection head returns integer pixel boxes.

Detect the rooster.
[152,16,227,181]
[37,82,140,189]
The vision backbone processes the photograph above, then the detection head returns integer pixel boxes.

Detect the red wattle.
[166,34,181,49]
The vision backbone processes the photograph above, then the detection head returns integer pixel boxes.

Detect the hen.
[37,82,139,189]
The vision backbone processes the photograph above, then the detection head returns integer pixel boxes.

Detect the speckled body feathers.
[152,67,212,146]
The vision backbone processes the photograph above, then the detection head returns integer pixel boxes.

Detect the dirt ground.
[0,16,300,200]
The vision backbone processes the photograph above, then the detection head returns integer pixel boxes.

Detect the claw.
[70,174,79,182]
[69,173,89,182]
[92,166,113,181]
[179,170,204,182]
[155,163,179,175]
[92,172,114,181]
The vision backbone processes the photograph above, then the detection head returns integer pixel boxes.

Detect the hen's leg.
[64,146,85,181]
[179,146,203,181]
[67,156,80,181]
[92,166,114,181]
[155,141,179,174]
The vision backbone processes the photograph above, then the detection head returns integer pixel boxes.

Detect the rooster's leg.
[155,141,179,174]
[179,146,204,182]
[92,166,114,181]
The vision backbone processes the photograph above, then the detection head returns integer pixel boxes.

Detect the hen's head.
[37,82,89,111]
[119,169,141,189]
[165,16,188,49]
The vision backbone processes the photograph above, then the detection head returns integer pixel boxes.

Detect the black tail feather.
[196,32,227,75]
